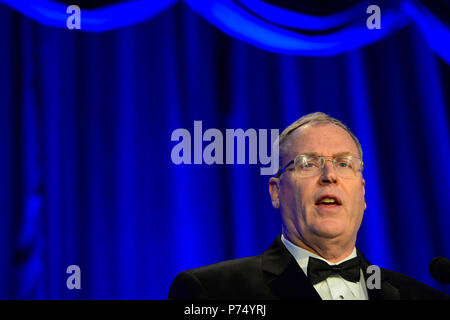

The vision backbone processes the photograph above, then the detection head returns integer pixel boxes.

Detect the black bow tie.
[307,256,361,285]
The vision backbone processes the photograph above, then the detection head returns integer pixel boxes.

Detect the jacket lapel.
[262,235,321,300]
[357,249,400,300]
[262,236,401,300]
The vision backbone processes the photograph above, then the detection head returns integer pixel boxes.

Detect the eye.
[298,157,320,169]
[336,158,353,168]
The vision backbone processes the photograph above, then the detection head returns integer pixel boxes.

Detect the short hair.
[277,112,363,167]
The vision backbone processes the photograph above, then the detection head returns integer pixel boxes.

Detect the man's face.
[269,123,366,246]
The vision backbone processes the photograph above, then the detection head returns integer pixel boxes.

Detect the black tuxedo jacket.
[168,235,449,300]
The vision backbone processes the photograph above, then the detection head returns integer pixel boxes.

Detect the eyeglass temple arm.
[275,159,295,178]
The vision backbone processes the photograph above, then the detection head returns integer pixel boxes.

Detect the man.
[168,112,449,300]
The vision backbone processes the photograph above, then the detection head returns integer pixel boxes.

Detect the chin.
[313,220,346,239]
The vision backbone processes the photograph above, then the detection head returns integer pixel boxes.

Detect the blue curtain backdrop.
[0,0,449,299]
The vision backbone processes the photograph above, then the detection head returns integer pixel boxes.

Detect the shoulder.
[380,267,449,300]
[187,255,262,278]
[358,249,449,300]
[168,255,266,299]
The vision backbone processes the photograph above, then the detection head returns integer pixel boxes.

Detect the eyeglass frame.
[274,153,364,178]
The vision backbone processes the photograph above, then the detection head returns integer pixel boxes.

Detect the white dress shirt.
[281,234,369,300]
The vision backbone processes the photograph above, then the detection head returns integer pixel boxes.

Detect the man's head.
[269,112,366,253]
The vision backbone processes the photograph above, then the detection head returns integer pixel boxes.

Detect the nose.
[319,159,337,184]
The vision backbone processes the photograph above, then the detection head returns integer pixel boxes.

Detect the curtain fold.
[0,0,448,62]
[185,0,409,55]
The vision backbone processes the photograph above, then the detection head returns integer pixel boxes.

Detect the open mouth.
[315,195,342,206]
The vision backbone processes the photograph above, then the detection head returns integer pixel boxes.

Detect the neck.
[283,230,356,263]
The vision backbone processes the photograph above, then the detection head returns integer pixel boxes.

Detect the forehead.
[286,123,359,157]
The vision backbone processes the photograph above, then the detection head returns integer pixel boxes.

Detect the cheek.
[349,186,366,218]
[280,178,310,212]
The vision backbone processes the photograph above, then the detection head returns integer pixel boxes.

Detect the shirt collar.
[280,234,358,276]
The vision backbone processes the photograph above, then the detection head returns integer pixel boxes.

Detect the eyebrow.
[302,151,353,157]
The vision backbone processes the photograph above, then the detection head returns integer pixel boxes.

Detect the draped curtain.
[0,0,449,299]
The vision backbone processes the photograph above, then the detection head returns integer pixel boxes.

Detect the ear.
[362,178,367,210]
[362,177,365,194]
[269,177,280,209]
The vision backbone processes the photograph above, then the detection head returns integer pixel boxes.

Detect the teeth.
[321,198,336,204]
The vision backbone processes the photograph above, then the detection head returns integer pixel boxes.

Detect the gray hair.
[277,112,363,166]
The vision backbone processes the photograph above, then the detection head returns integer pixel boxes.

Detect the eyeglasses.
[275,154,364,178]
